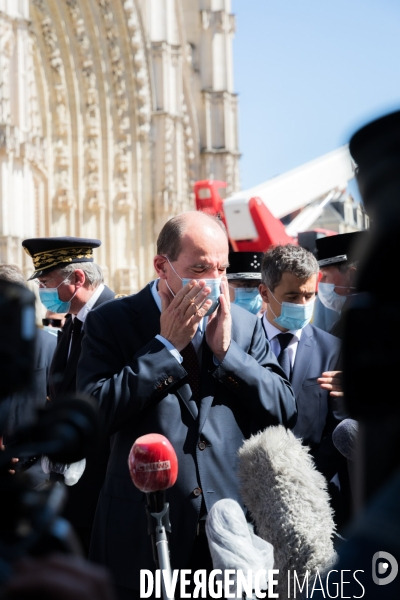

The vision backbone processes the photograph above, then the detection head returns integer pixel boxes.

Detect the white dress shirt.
[75,283,105,325]
[69,283,105,357]
[262,312,302,368]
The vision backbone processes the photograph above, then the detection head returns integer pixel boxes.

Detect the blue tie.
[277,332,293,381]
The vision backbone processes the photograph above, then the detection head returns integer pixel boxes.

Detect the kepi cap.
[316,231,368,267]
[226,252,263,280]
[22,236,101,280]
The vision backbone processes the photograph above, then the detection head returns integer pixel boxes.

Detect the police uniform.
[22,236,115,553]
[226,252,263,314]
[316,231,368,339]
[226,251,263,281]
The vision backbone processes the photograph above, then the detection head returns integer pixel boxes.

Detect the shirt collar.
[75,283,105,324]
[262,311,302,342]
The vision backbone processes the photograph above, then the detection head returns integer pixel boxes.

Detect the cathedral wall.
[0,0,239,293]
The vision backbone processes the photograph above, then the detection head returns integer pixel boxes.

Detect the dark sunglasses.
[42,318,63,328]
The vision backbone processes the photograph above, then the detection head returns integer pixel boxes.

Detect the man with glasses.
[22,236,115,553]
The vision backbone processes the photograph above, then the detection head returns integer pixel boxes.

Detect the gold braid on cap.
[27,246,94,271]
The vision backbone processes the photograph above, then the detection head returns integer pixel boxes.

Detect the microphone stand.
[145,491,174,600]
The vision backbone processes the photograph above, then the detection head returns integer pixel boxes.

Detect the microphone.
[128,434,178,600]
[237,426,337,597]
[128,433,178,494]
[206,498,274,599]
[332,419,358,461]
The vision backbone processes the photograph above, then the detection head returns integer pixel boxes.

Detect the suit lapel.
[131,283,162,345]
[49,316,73,398]
[198,341,217,432]
[50,287,116,400]
[291,325,314,397]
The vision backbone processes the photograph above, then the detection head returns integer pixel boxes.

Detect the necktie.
[70,317,83,354]
[180,342,200,402]
[277,332,293,381]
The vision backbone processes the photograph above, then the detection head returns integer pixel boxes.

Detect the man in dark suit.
[77,211,296,599]
[259,244,350,527]
[22,237,115,552]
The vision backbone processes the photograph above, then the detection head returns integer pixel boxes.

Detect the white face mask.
[163,257,221,317]
[318,282,355,313]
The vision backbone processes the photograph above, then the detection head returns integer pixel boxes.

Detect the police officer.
[226,252,263,314]
[22,237,115,553]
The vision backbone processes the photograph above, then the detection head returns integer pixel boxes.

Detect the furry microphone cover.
[237,425,337,595]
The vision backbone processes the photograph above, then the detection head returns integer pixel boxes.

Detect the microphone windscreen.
[128,433,178,493]
[238,426,336,595]
[332,419,358,461]
[206,498,274,594]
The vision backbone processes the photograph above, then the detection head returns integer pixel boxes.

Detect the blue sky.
[232,0,400,190]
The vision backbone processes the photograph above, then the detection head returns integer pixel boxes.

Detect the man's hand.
[318,370,343,397]
[206,276,231,363]
[159,280,212,351]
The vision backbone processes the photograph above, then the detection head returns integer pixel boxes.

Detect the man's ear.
[73,269,86,288]
[347,266,357,287]
[259,283,270,303]
[154,255,168,279]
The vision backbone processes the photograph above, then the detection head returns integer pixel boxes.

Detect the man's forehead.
[279,271,317,290]
[38,270,61,282]
[320,265,338,275]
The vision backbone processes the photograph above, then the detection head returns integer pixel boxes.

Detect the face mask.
[230,287,262,315]
[39,278,76,313]
[42,326,58,336]
[318,283,353,313]
[268,288,315,330]
[164,257,221,317]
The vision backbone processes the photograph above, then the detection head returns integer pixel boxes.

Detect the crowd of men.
[0,217,366,599]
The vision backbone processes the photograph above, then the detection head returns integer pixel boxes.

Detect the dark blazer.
[275,323,343,478]
[77,282,297,590]
[48,285,115,402]
[48,285,115,530]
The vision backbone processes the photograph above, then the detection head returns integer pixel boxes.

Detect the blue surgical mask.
[164,257,221,317]
[39,278,76,313]
[268,288,315,330]
[230,286,262,315]
[318,282,354,313]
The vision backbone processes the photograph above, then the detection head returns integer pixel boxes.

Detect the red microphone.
[128,433,178,493]
[128,434,178,598]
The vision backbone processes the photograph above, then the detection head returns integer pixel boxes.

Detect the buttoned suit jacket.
[283,323,343,478]
[77,282,297,590]
[48,285,115,528]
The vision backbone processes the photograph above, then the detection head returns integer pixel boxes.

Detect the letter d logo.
[372,551,398,585]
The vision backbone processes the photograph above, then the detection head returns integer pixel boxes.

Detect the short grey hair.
[261,245,319,291]
[0,264,26,286]
[54,262,103,289]
[157,213,227,262]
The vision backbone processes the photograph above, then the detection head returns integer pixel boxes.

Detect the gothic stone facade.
[0,0,239,293]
